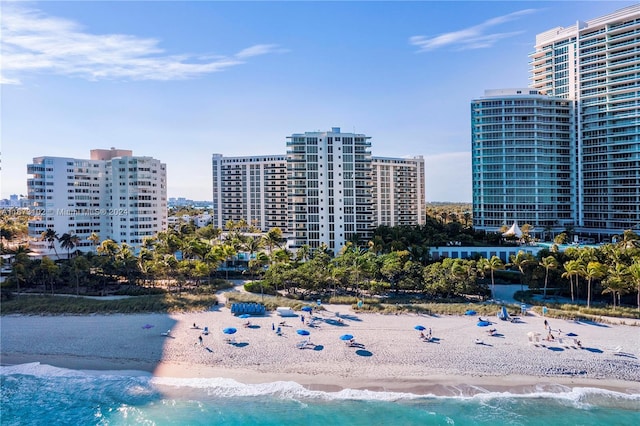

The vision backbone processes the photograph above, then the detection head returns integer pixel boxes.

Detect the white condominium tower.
[286,127,373,253]
[471,89,572,233]
[212,128,426,254]
[211,154,288,231]
[27,148,167,256]
[371,156,426,227]
[529,5,640,236]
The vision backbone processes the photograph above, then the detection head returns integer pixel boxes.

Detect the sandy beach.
[2,303,640,396]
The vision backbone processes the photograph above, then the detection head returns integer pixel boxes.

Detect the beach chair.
[202,326,209,335]
[296,340,308,349]
[161,329,171,337]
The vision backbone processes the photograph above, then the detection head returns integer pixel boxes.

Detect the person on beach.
[544,319,549,329]
[197,335,203,346]
[301,315,305,324]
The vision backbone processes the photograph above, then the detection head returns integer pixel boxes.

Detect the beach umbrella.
[340,334,354,341]
[477,321,490,327]
[465,310,477,316]
[223,327,237,335]
[238,314,251,319]
[296,329,310,336]
[142,324,154,329]
[301,306,313,312]
[414,325,426,331]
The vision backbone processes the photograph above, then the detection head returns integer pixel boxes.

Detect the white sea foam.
[3,363,639,408]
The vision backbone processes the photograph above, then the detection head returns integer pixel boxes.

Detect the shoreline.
[3,355,639,397]
[2,307,639,397]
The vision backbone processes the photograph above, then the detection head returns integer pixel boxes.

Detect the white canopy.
[502,221,523,238]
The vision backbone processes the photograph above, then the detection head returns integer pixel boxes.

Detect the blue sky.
[1,1,636,202]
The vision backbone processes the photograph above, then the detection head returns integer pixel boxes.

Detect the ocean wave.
[0,362,151,378]
[3,362,639,409]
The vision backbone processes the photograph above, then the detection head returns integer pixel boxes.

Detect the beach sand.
[2,304,639,395]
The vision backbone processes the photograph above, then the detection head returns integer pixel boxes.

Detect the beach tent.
[502,221,523,238]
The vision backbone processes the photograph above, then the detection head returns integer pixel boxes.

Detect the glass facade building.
[530,5,640,236]
[473,5,640,239]
[472,89,572,233]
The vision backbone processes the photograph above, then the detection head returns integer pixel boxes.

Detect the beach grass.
[0,293,219,315]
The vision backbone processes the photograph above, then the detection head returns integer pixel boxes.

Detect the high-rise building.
[211,128,426,254]
[27,148,167,256]
[286,127,373,253]
[529,4,640,237]
[371,156,426,227]
[473,5,640,239]
[471,89,572,234]
[211,154,288,231]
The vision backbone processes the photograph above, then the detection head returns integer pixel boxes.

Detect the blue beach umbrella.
[223,327,237,334]
[477,321,490,327]
[238,314,251,319]
[301,306,313,312]
[414,325,426,331]
[296,329,310,336]
[340,334,354,341]
[465,310,477,316]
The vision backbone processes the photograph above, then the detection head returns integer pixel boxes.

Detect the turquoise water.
[2,364,639,425]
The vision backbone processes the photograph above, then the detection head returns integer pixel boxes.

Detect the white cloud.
[0,5,285,84]
[410,9,537,52]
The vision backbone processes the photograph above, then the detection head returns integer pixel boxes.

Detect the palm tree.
[615,229,640,250]
[561,259,584,302]
[628,260,640,311]
[244,236,264,260]
[263,227,283,254]
[462,211,472,228]
[97,239,120,257]
[539,255,559,299]
[602,263,630,309]
[479,255,504,300]
[41,228,59,259]
[88,232,100,252]
[508,250,534,291]
[59,233,80,260]
[584,261,607,308]
[9,245,32,293]
[70,255,90,295]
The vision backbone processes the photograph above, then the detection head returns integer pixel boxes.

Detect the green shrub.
[0,293,218,315]
[243,281,276,295]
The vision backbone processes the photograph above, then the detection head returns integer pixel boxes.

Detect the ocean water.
[1,364,639,426]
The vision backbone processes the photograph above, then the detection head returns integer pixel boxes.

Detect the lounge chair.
[202,327,209,335]
[161,329,171,337]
